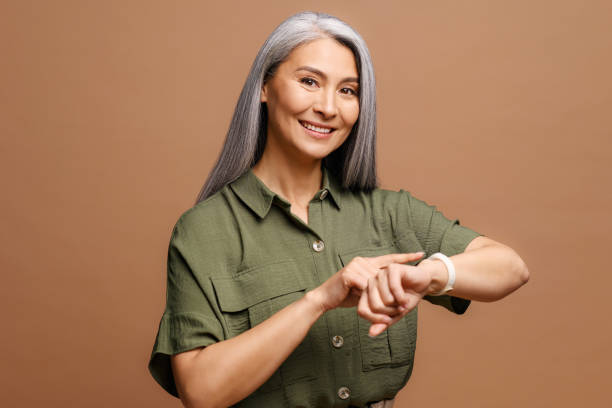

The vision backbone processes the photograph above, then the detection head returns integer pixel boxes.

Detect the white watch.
[427,252,455,295]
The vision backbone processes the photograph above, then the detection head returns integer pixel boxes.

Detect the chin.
[295,144,338,162]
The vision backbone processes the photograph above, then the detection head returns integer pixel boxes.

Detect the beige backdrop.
[2,0,611,407]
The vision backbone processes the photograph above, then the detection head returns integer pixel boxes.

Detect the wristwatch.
[427,252,455,295]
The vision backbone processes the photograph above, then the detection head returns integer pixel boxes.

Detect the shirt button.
[312,240,325,252]
[331,335,344,348]
[319,189,328,200]
[337,386,350,400]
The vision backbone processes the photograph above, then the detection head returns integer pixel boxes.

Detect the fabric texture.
[147,165,481,407]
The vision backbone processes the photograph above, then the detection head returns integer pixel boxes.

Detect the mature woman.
[148,11,529,408]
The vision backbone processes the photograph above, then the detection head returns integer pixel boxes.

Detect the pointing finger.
[370,252,424,269]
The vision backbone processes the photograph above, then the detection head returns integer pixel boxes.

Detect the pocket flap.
[211,261,306,312]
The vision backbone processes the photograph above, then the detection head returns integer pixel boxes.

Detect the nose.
[313,88,338,119]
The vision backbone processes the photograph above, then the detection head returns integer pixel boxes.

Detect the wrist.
[303,288,328,317]
[419,258,449,295]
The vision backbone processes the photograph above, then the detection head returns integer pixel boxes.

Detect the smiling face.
[260,37,360,164]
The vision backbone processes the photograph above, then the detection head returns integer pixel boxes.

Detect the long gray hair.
[195,11,377,204]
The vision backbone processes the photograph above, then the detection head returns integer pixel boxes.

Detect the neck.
[252,149,323,209]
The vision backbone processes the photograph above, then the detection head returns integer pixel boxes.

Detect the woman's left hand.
[358,260,437,337]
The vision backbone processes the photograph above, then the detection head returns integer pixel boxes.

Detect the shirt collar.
[229,164,343,219]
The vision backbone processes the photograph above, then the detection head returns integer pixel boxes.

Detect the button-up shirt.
[148,165,481,407]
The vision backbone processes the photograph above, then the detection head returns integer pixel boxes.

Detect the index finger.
[369,252,424,268]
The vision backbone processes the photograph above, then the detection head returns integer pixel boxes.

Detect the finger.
[400,293,421,311]
[369,305,414,337]
[370,252,424,269]
[376,268,396,306]
[353,258,380,281]
[369,322,388,337]
[387,265,409,305]
[393,289,423,315]
[342,269,369,291]
[358,290,393,324]
[368,277,400,315]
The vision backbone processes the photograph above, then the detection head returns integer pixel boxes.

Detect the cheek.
[275,83,311,117]
[341,100,360,128]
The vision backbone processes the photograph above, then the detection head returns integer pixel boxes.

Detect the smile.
[299,120,335,135]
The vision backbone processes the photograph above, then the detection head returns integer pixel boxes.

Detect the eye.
[340,87,358,96]
[300,77,318,87]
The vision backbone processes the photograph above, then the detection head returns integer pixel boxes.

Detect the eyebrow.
[295,65,359,84]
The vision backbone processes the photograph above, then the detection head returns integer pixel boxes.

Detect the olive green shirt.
[148,165,481,407]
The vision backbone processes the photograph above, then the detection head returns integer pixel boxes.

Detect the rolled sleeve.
[402,190,482,314]
[147,218,225,398]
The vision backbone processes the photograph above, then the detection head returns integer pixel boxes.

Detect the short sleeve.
[147,217,225,398]
[399,190,483,315]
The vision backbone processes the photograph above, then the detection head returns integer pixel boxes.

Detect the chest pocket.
[339,245,418,372]
[210,260,315,394]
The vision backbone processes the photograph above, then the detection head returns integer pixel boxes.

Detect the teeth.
[301,121,332,134]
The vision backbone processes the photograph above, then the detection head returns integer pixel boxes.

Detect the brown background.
[1,0,611,407]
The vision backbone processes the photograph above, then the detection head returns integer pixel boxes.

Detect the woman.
[148,11,529,408]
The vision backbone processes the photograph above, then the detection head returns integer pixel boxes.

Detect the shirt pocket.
[339,245,418,372]
[210,260,315,393]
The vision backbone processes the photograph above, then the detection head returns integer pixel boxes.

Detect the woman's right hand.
[307,252,424,323]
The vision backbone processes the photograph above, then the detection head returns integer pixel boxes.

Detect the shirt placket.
[309,189,357,406]
[275,188,357,406]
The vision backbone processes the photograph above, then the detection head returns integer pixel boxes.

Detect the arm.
[171,292,323,408]
[171,252,423,408]
[420,235,530,302]
[359,236,529,336]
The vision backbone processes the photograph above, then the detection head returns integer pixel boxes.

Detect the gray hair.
[195,11,377,204]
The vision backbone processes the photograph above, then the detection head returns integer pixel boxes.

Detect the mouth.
[299,120,336,137]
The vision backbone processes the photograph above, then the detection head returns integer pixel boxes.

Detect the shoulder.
[166,185,249,276]
[169,185,242,253]
[177,188,230,226]
[341,185,414,213]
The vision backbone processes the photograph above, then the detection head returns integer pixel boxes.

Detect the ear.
[260,83,268,103]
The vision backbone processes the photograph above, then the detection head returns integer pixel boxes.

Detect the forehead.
[280,37,358,78]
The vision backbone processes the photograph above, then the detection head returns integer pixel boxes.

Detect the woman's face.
[261,37,360,163]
